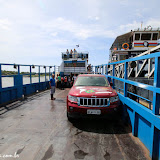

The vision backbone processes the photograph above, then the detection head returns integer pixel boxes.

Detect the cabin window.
[152,33,158,40]
[64,62,85,67]
[141,33,151,40]
[135,33,140,40]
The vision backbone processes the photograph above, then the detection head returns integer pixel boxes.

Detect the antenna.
[141,21,143,29]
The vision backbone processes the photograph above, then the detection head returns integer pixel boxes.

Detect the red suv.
[67,74,119,120]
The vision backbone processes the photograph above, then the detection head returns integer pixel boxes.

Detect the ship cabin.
[59,49,89,76]
[110,28,160,62]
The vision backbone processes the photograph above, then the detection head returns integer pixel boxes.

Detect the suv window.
[74,76,109,87]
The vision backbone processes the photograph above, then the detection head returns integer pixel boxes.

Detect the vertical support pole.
[153,57,160,115]
[150,56,160,160]
[0,65,2,91]
[102,65,103,74]
[124,62,128,97]
[49,67,50,79]
[0,65,2,104]
[45,67,46,82]
[148,51,151,78]
[30,66,32,84]
[14,65,23,99]
[112,64,115,89]
[106,65,108,75]
[39,66,40,83]
[18,65,20,75]
[54,65,56,75]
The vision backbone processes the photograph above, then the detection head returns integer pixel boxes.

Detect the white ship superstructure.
[59,49,89,76]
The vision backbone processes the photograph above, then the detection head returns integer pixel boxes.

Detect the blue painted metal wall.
[0,63,55,106]
[96,52,160,160]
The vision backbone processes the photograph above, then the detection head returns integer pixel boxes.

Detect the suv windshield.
[74,76,109,87]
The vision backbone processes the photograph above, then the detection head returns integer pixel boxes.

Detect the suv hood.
[69,86,117,98]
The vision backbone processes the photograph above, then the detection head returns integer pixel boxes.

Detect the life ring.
[122,43,129,50]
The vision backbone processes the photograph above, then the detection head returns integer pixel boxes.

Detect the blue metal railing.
[95,52,160,160]
[0,63,55,106]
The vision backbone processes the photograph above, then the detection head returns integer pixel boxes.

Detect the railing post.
[0,65,2,91]
[153,57,160,115]
[124,62,128,97]
[39,66,40,83]
[112,64,115,89]
[0,65,2,104]
[53,65,55,75]
[106,65,108,75]
[18,65,20,75]
[102,65,104,74]
[150,57,160,159]
[14,65,23,99]
[49,67,50,79]
[30,66,32,84]
[45,67,46,82]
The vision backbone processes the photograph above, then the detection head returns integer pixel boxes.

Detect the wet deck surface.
[0,89,150,160]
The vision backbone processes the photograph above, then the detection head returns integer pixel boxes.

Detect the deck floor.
[0,89,150,160]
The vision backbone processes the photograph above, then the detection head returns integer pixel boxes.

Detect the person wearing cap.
[49,74,56,100]
[64,76,68,88]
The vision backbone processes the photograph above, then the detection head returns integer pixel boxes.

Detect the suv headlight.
[68,95,78,102]
[110,96,119,103]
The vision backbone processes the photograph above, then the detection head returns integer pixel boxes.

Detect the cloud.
[0,19,11,30]
[88,16,100,21]
[42,17,117,40]
[51,32,58,37]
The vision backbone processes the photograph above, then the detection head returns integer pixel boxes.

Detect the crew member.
[49,74,56,100]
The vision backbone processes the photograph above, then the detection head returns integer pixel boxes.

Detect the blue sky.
[0,0,160,66]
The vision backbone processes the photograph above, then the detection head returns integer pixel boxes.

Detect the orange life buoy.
[122,43,129,50]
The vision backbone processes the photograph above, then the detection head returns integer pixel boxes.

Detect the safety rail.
[95,52,160,159]
[107,44,160,78]
[0,63,55,106]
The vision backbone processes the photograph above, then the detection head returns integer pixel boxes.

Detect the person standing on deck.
[64,76,67,88]
[58,74,61,89]
[61,76,64,90]
[68,75,71,87]
[73,74,77,83]
[49,74,56,100]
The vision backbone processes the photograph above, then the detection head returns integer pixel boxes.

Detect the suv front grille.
[78,98,109,107]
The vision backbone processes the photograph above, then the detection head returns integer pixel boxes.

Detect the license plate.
[87,109,101,115]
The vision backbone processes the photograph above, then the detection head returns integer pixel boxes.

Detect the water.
[2,76,49,88]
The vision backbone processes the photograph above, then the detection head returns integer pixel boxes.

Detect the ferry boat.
[109,27,160,62]
[59,49,89,76]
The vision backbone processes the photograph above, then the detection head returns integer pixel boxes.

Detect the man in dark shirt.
[49,74,56,100]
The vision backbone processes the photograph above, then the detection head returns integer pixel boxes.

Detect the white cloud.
[42,17,117,40]
[51,32,58,37]
[0,19,11,30]
[88,16,100,21]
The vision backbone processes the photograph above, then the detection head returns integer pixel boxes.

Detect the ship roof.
[110,31,133,50]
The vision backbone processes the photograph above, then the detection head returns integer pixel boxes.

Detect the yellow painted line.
[134,46,157,47]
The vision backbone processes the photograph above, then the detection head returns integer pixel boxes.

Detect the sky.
[0,0,160,67]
